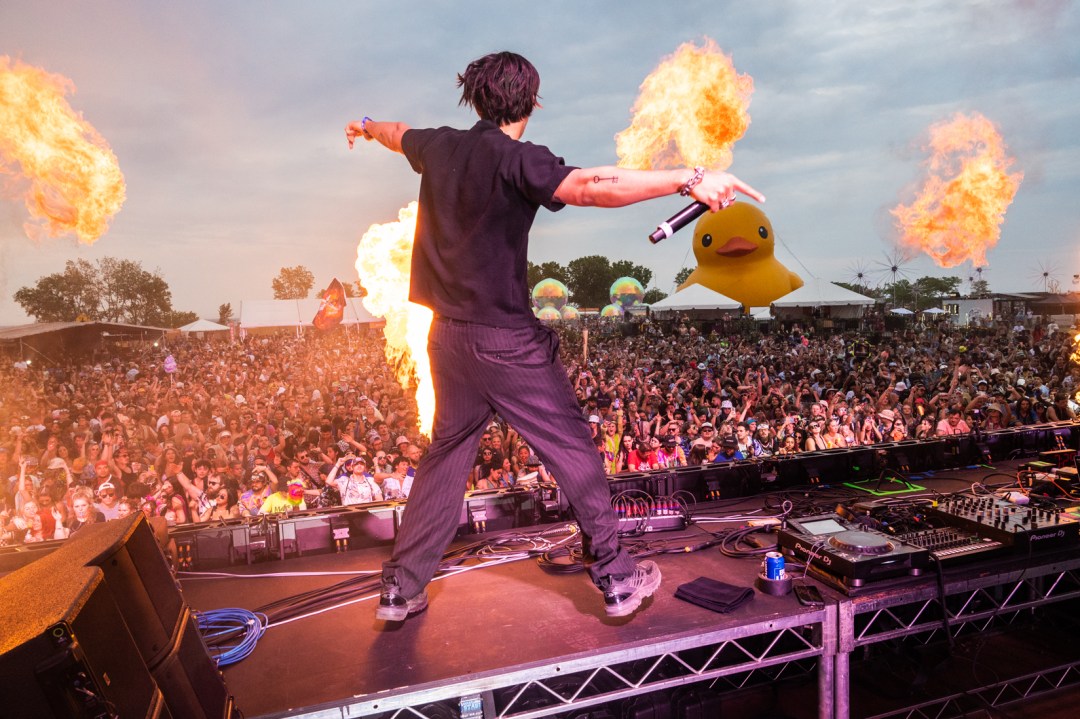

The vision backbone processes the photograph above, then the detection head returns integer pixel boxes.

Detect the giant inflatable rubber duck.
[678,202,803,307]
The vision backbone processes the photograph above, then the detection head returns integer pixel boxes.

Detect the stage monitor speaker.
[0,564,170,718]
[150,607,232,719]
[48,515,185,667]
[4,514,234,718]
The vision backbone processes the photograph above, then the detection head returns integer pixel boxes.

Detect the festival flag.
[312,278,347,330]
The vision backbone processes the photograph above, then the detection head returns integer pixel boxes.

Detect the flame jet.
[0,56,125,243]
[892,112,1022,268]
[355,202,435,437]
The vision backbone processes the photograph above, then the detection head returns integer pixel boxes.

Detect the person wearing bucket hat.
[884,410,908,442]
[981,403,1007,431]
[711,434,744,463]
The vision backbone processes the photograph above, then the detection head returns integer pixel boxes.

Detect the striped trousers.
[383,317,635,598]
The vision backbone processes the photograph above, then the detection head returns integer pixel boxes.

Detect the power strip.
[617,513,688,534]
[613,495,689,535]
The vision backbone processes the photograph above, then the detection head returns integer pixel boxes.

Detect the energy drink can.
[764,551,786,580]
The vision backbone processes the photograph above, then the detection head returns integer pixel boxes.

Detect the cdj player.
[777,514,930,588]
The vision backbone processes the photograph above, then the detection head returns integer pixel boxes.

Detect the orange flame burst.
[615,38,753,170]
[1072,334,1080,404]
[892,112,1022,268]
[354,202,435,437]
[0,56,125,243]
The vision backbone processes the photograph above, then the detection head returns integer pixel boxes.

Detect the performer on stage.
[346,51,764,621]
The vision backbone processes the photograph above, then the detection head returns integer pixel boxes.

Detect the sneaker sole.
[605,565,662,618]
[375,593,429,622]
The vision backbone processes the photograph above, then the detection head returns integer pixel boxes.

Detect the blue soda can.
[764,551,786,580]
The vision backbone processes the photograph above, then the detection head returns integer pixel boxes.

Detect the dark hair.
[457,51,540,126]
[222,486,239,510]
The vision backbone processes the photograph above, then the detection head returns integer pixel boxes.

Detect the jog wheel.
[828,531,893,555]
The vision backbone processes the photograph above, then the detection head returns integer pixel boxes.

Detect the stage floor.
[181,522,822,718]
[178,460,1080,719]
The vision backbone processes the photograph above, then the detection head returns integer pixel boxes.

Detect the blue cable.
[195,608,268,667]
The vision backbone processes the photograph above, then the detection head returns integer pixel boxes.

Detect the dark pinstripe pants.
[383,317,636,598]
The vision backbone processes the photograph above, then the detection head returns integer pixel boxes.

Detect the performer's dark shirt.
[401,120,576,327]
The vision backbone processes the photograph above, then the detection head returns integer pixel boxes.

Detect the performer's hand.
[345,121,365,149]
[691,171,766,212]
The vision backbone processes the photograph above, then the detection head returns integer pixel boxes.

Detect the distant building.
[941,297,994,326]
[940,292,1078,327]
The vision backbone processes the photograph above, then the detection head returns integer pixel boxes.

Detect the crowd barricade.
[3,422,1077,574]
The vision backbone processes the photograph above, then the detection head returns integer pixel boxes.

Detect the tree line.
[836,276,970,311]
[13,258,198,328]
[12,261,366,328]
[15,256,982,328]
[12,255,685,327]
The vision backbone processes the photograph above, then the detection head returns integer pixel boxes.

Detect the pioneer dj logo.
[795,540,832,566]
[1029,530,1066,543]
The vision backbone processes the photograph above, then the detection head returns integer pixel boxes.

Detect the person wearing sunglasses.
[93,480,122,520]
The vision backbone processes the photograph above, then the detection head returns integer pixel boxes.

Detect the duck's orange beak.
[715,236,757,257]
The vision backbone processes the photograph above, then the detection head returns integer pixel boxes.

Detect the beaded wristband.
[361,116,373,140]
[680,166,705,197]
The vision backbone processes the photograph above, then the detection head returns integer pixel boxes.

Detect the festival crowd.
[2,312,1078,547]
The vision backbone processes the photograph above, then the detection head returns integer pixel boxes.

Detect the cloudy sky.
[1,0,1078,325]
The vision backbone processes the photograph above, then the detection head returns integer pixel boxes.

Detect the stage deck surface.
[178,461,1080,718]
[182,523,821,717]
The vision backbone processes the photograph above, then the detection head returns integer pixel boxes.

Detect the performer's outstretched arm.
[345,118,409,152]
[554,166,764,211]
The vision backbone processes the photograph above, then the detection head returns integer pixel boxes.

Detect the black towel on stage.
[675,577,755,613]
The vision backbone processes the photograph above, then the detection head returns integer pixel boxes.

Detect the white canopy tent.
[239,299,381,330]
[749,306,773,321]
[178,318,230,333]
[649,283,742,312]
[771,277,876,319]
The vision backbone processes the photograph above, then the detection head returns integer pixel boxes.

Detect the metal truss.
[285,611,831,719]
[864,660,1080,719]
[832,555,1080,719]
[842,559,1080,650]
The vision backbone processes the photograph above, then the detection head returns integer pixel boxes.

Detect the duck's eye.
[758,226,769,239]
[701,234,713,248]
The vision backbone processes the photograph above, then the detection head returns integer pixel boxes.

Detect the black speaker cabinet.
[0,564,170,718]
[53,515,185,666]
[150,607,232,719]
[0,515,232,718]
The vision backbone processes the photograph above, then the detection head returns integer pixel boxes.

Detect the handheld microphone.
[648,201,709,244]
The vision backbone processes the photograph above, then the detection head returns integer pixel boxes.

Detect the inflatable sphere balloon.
[610,276,645,307]
[536,306,561,322]
[561,305,580,321]
[600,304,624,318]
[532,278,569,310]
